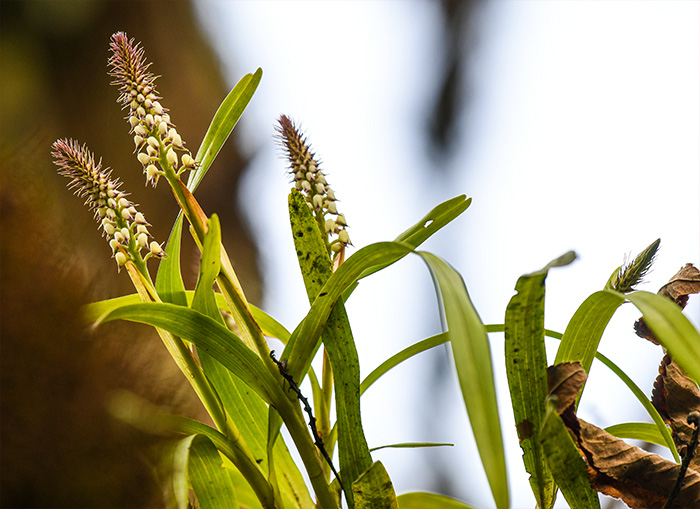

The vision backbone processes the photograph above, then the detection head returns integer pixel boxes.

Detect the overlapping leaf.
[504,251,575,508]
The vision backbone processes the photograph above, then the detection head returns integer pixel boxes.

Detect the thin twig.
[663,411,700,508]
[270,351,345,493]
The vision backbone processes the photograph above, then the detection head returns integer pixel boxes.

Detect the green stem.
[124,262,227,431]
[319,349,333,479]
[272,392,339,508]
[161,163,280,379]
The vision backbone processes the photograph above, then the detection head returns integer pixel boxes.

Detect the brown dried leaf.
[575,419,700,508]
[547,362,587,414]
[659,264,700,308]
[635,264,700,344]
[546,363,700,507]
[652,355,700,472]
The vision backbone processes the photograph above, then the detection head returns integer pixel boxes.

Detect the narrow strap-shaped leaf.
[541,403,601,508]
[627,290,700,384]
[155,213,188,306]
[85,292,292,343]
[188,434,240,509]
[96,302,279,405]
[190,217,310,507]
[504,251,575,508]
[360,333,449,395]
[287,189,372,507]
[396,492,479,509]
[284,239,413,380]
[352,462,398,509]
[188,68,263,193]
[354,195,471,282]
[604,422,668,447]
[171,435,197,509]
[554,289,625,397]
[417,251,508,509]
[110,391,276,509]
[368,442,453,452]
[191,214,224,322]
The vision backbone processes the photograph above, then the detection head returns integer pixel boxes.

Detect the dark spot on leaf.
[319,292,327,297]
[516,420,534,441]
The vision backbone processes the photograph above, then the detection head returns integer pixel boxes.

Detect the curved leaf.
[355,195,472,283]
[396,492,478,509]
[627,290,700,384]
[96,302,279,405]
[188,434,239,509]
[360,333,448,395]
[284,240,412,380]
[189,68,262,192]
[417,251,508,509]
[604,422,668,447]
[554,289,625,397]
[352,462,398,509]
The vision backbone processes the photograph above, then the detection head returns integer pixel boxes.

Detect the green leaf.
[287,189,372,507]
[251,304,291,342]
[284,238,413,380]
[188,434,239,509]
[171,435,197,509]
[155,213,188,306]
[627,290,700,384]
[86,292,291,342]
[396,492,478,509]
[357,195,471,281]
[192,214,223,322]
[541,403,600,509]
[95,302,279,405]
[368,442,453,452]
[417,251,508,509]
[360,333,448,396]
[352,462,398,509]
[190,216,311,507]
[188,68,263,193]
[504,251,575,509]
[554,289,625,390]
[604,422,668,447]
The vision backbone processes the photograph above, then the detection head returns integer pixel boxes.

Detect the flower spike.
[108,32,196,186]
[276,115,351,258]
[52,139,164,270]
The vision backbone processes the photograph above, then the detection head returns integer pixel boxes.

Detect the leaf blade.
[189,68,262,193]
[188,435,239,509]
[540,404,601,509]
[504,252,575,509]
[627,290,700,384]
[417,251,508,509]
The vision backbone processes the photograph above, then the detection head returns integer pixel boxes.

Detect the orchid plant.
[53,33,700,509]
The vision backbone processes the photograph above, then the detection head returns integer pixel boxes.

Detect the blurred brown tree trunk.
[1,1,259,507]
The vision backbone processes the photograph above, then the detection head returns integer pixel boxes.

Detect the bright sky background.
[195,1,699,507]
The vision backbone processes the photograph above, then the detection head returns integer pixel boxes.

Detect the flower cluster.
[52,139,163,268]
[108,32,196,187]
[276,115,350,255]
[606,238,661,293]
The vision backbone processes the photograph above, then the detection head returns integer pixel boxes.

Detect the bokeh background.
[1,1,698,508]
